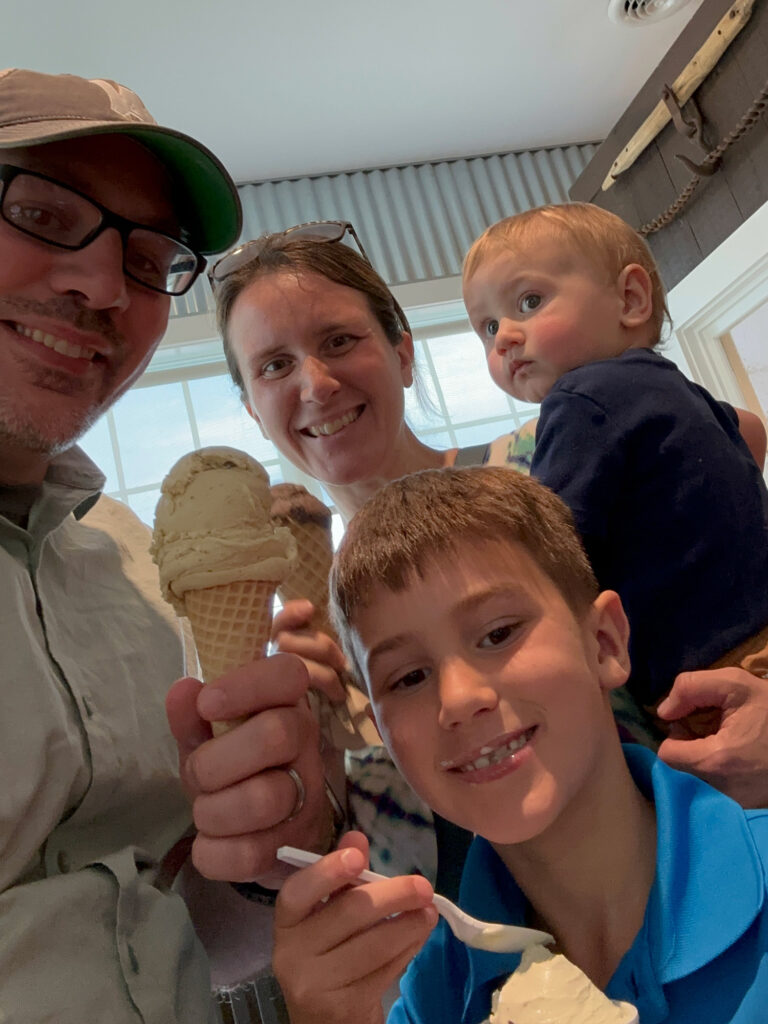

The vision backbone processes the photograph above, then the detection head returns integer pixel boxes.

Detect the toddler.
[462,203,768,710]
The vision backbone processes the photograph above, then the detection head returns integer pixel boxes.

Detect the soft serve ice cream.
[489,945,637,1024]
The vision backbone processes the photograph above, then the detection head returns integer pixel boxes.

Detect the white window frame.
[667,200,768,407]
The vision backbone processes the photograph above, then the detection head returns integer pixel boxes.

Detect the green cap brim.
[124,126,242,255]
[7,120,242,255]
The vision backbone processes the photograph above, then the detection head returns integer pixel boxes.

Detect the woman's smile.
[229,270,414,488]
[301,404,364,437]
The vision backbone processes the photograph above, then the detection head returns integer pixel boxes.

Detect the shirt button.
[57,851,70,873]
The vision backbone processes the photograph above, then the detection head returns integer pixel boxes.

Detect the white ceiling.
[3,0,703,185]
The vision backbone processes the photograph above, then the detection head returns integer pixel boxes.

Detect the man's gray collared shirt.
[0,446,214,1022]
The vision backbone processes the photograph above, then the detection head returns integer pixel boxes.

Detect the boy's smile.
[351,540,630,848]
[463,237,643,404]
[439,724,538,777]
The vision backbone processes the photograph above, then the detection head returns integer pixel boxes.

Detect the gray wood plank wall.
[571,0,768,291]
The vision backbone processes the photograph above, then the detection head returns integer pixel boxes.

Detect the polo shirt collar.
[456,745,765,1017]
[629,744,765,981]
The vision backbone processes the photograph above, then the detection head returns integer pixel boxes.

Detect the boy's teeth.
[16,324,92,361]
[306,408,360,437]
[458,732,531,773]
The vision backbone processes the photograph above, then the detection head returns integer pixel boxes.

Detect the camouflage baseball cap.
[0,68,242,255]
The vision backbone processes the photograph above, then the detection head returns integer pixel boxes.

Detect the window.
[724,301,768,426]
[79,304,537,527]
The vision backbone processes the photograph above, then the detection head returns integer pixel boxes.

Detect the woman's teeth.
[305,407,361,437]
[15,324,93,361]
[452,731,533,773]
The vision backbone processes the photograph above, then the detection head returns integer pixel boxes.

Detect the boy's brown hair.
[462,202,669,344]
[330,466,599,685]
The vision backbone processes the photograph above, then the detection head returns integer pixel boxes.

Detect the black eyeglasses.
[0,164,206,296]
[208,220,372,291]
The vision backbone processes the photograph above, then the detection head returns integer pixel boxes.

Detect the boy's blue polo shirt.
[388,746,768,1024]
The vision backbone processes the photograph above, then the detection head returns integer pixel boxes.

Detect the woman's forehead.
[235,269,377,329]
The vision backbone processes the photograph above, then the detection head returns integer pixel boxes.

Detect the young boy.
[462,204,768,713]
[272,467,768,1024]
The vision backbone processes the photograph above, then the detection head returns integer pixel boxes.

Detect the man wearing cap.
[0,68,329,1023]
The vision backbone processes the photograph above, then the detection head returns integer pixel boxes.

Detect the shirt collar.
[628,744,765,981]
[43,445,106,520]
[0,446,106,547]
[456,745,765,1013]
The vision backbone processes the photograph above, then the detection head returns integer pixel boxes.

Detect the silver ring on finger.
[284,766,306,822]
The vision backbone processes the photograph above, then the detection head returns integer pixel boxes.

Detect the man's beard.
[0,380,105,457]
[0,296,125,457]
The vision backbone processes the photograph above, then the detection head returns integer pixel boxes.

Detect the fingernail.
[198,686,226,719]
[412,875,435,901]
[340,848,362,873]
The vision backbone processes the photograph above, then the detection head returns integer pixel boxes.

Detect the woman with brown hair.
[212,222,535,524]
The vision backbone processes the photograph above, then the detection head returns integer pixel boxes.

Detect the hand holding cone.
[271,483,380,750]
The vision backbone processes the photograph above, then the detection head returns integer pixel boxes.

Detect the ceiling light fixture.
[608,0,697,26]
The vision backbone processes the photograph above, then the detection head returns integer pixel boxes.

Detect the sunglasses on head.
[208,220,371,291]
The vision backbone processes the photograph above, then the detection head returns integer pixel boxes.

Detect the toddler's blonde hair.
[463,202,669,343]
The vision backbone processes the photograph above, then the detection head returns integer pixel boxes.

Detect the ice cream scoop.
[152,446,295,611]
[489,945,638,1024]
[151,447,296,732]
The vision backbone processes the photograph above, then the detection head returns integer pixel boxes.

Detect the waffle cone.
[273,508,380,750]
[184,579,276,734]
[276,519,333,633]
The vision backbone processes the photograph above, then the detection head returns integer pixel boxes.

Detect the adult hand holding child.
[657,667,768,809]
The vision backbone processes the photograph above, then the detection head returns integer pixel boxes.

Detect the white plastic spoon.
[277,845,554,954]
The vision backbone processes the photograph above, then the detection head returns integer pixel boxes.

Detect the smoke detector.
[608,0,696,25]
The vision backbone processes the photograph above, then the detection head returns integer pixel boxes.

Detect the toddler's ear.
[618,264,654,333]
[590,590,631,691]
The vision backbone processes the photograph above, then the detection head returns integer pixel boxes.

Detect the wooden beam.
[601,0,755,191]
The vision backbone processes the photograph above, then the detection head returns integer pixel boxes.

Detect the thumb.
[657,732,717,774]
[165,675,211,761]
[656,671,728,721]
[272,598,316,637]
[337,830,371,862]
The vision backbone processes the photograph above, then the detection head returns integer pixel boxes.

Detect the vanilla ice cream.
[489,945,637,1024]
[151,446,296,612]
